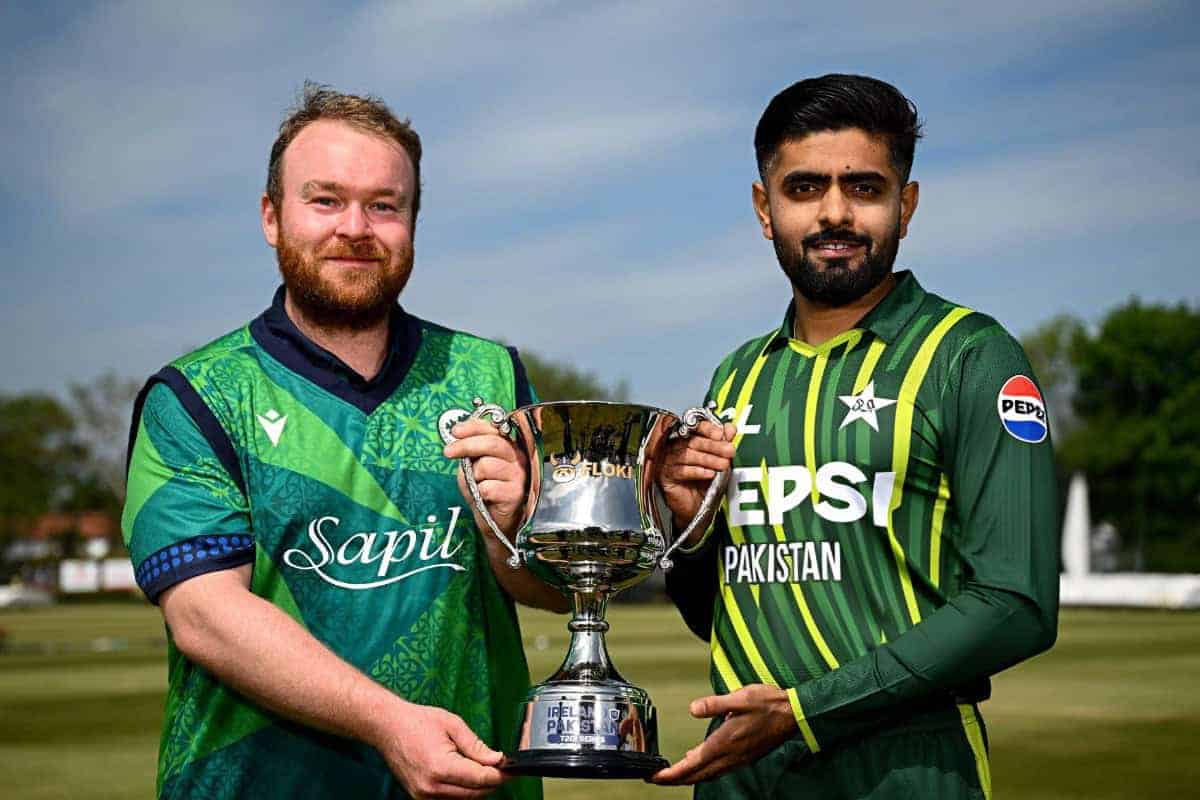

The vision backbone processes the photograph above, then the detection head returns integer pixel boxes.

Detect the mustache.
[802,229,872,249]
[320,240,388,260]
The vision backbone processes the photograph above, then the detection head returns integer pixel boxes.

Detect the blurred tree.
[1021,314,1086,435]
[518,350,630,403]
[0,394,90,565]
[67,371,140,503]
[0,394,85,517]
[1057,301,1200,572]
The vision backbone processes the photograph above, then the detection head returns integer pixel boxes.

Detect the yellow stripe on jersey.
[730,342,772,449]
[886,306,973,624]
[786,328,860,358]
[786,688,822,754]
[852,338,888,394]
[711,637,743,692]
[714,368,739,413]
[804,354,828,503]
[722,342,772,602]
[930,473,951,588]
[759,460,840,671]
[958,704,993,799]
[720,579,779,686]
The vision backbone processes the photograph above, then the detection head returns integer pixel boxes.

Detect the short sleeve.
[122,381,254,603]
[941,326,1060,619]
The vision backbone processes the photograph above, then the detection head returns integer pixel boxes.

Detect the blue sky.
[2,0,1198,412]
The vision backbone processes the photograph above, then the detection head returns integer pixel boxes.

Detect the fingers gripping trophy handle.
[660,405,730,572]
[458,398,524,569]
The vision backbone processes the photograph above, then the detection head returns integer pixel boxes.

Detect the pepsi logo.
[997,375,1047,443]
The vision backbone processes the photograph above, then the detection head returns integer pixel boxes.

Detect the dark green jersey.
[668,272,1058,769]
[122,288,541,800]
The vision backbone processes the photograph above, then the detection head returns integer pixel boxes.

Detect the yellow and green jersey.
[668,271,1059,758]
[123,287,540,800]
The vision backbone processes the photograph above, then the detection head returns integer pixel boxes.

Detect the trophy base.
[502,749,669,779]
[507,680,667,779]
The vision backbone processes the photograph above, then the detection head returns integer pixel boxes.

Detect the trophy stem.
[548,591,625,684]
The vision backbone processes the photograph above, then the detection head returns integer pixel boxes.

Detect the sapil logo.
[282,506,466,590]
[726,463,896,528]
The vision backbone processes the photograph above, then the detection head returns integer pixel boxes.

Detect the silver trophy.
[444,399,728,779]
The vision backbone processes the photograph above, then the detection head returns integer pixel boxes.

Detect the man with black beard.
[122,84,563,800]
[652,75,1060,799]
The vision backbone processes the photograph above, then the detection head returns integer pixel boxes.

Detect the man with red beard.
[122,84,560,800]
[653,75,1060,799]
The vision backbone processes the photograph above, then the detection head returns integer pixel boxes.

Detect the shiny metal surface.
[510,401,678,595]
[515,681,659,754]
[445,400,727,778]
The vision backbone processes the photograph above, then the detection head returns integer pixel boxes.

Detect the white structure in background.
[58,558,137,593]
[1059,472,1200,609]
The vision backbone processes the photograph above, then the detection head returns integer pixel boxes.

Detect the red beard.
[276,231,413,331]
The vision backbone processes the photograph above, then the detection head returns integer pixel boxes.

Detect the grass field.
[2,603,1198,799]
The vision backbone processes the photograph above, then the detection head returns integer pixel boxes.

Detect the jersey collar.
[770,270,927,351]
[249,285,423,414]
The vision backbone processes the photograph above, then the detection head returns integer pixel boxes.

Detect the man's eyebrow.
[299,180,405,201]
[780,171,831,187]
[837,171,888,184]
[299,180,344,197]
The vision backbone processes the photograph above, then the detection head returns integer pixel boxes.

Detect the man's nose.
[336,203,371,238]
[817,186,853,228]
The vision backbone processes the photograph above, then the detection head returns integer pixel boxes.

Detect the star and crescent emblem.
[838,381,897,432]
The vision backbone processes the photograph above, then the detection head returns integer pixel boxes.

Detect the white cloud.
[431,107,734,203]
[907,123,1200,263]
[3,0,1198,405]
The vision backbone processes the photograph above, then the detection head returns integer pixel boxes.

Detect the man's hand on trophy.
[443,419,529,538]
[374,702,508,799]
[660,419,736,537]
[648,684,797,786]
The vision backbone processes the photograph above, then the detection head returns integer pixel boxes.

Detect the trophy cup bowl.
[445,400,727,779]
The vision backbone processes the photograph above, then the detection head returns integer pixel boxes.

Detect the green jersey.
[123,287,540,800]
[668,272,1058,778]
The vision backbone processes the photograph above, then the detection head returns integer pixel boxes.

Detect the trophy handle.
[454,398,523,569]
[659,405,730,571]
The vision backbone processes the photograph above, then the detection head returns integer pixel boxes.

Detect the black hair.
[754,74,923,182]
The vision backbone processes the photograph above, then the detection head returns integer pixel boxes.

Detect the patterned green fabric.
[696,704,990,799]
[123,311,540,800]
[684,271,1057,777]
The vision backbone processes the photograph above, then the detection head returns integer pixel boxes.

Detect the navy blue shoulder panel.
[136,533,255,604]
[126,367,247,498]
[507,346,534,409]
[125,373,160,478]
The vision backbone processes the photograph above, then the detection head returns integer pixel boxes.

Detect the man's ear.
[752,181,773,241]
[261,194,279,248]
[899,181,919,239]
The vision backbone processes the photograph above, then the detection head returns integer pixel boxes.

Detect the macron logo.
[256,409,288,447]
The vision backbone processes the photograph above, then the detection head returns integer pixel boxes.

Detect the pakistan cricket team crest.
[838,381,897,431]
